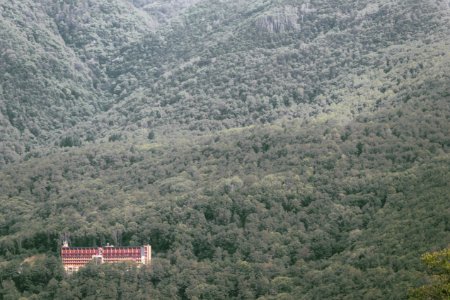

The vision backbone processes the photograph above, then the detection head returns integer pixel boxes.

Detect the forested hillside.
[0,0,449,299]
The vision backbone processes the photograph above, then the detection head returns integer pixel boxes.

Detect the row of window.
[62,254,141,257]
[62,258,141,262]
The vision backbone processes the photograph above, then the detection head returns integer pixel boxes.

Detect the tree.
[1,280,21,300]
[59,135,82,148]
[409,248,450,299]
[147,130,155,140]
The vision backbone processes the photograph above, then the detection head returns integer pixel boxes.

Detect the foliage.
[409,248,450,300]
[1,86,449,298]
[0,0,450,299]
[2,0,450,166]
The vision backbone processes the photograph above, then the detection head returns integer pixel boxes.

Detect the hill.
[2,0,450,164]
[0,0,449,299]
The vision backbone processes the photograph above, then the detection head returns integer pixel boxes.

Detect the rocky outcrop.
[255,5,300,33]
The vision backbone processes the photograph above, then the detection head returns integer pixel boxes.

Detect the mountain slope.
[99,0,450,131]
[0,0,449,299]
[1,54,449,298]
[2,0,450,165]
[0,0,104,164]
[0,0,196,165]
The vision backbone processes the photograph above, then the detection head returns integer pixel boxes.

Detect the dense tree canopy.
[0,0,449,299]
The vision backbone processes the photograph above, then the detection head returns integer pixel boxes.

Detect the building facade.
[61,241,151,273]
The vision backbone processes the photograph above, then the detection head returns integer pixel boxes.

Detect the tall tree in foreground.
[409,248,450,299]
